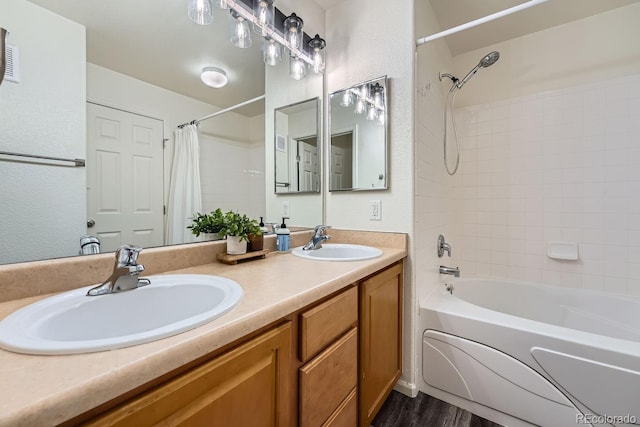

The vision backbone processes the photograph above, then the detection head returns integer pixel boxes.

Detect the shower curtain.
[166,124,203,245]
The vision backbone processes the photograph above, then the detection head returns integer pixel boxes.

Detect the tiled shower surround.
[445,73,640,296]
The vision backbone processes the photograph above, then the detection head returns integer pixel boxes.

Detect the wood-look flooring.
[371,391,503,427]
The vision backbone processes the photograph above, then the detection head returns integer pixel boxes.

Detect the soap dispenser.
[276,217,290,252]
[259,216,269,234]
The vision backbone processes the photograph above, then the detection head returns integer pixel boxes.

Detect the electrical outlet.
[370,200,382,221]
[283,201,290,217]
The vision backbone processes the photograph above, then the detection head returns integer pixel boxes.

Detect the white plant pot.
[202,233,223,241]
[226,236,247,255]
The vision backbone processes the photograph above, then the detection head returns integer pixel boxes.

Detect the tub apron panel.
[423,330,582,427]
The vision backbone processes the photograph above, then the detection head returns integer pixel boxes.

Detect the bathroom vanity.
[0,230,405,427]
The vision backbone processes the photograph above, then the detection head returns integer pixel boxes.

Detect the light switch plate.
[370,200,382,221]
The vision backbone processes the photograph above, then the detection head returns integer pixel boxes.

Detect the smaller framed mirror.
[274,97,321,194]
[329,76,388,191]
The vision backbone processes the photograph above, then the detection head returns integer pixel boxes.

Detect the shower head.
[479,51,500,67]
[457,51,500,89]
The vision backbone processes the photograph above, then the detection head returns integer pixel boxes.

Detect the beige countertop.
[0,231,406,426]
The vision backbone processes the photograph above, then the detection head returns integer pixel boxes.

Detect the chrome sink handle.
[302,225,332,251]
[87,245,151,296]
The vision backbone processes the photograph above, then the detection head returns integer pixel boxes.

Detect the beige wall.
[325,0,414,234]
[451,3,640,108]
[0,0,86,264]
[325,0,416,394]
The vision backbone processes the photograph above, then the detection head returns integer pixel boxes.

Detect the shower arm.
[439,73,460,92]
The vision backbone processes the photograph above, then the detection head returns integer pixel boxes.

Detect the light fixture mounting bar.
[225,0,316,67]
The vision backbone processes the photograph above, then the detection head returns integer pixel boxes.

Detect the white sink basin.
[291,243,383,262]
[0,274,243,355]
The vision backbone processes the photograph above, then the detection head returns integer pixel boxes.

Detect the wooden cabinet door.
[359,262,403,427]
[87,322,292,427]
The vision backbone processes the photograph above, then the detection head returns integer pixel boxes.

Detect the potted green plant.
[218,211,262,255]
[246,220,264,252]
[187,208,224,240]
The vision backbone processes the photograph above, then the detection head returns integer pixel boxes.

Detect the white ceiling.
[28,0,266,116]
[26,0,638,117]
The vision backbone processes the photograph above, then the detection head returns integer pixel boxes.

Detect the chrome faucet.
[437,234,451,258]
[302,225,331,250]
[439,265,460,278]
[87,245,151,296]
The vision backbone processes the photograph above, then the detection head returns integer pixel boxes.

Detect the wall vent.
[4,44,20,83]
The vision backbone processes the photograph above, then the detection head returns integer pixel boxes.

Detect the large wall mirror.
[274,98,320,194]
[329,76,388,191]
[0,0,324,265]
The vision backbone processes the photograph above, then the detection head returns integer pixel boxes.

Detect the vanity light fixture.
[283,13,303,53]
[253,0,274,36]
[341,82,386,126]
[308,34,326,73]
[366,103,377,121]
[359,84,369,99]
[230,10,252,48]
[340,90,353,107]
[200,66,228,88]
[212,0,229,9]
[289,56,307,80]
[372,83,384,109]
[188,0,213,25]
[263,37,282,66]
[354,97,366,115]
[188,0,326,80]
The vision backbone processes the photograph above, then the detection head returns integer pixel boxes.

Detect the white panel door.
[87,103,164,252]
[331,146,345,190]
[298,140,318,192]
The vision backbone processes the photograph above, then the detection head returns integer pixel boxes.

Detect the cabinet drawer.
[323,388,357,427]
[299,286,357,362]
[299,327,358,427]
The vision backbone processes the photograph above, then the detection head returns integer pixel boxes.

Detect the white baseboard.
[394,379,419,397]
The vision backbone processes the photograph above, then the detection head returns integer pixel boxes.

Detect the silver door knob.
[87,219,95,228]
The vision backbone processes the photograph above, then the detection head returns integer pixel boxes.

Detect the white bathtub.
[418,278,640,427]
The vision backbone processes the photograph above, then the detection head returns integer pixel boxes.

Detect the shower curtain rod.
[177,94,266,129]
[416,0,550,46]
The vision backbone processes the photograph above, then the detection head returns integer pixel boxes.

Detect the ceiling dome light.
[200,67,228,88]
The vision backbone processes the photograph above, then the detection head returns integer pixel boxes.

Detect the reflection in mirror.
[274,98,320,194]
[0,0,323,265]
[329,76,388,191]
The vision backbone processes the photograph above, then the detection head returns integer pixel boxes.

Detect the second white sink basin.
[0,274,243,355]
[292,243,383,262]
